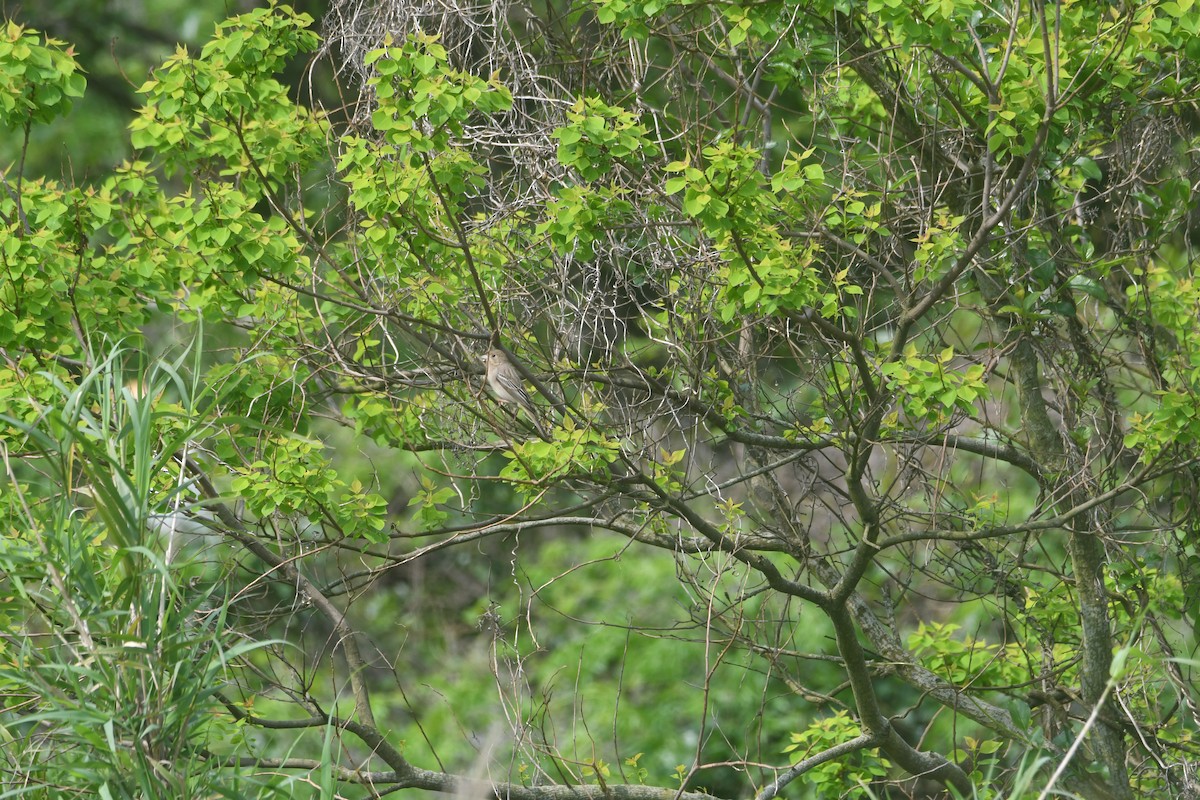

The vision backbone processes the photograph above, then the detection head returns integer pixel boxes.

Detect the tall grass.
[0,344,291,798]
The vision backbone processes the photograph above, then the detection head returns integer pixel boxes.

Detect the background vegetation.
[2,0,1200,798]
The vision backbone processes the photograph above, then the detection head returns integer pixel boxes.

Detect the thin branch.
[755,733,878,800]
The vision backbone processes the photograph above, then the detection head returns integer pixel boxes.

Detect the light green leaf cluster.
[666,143,837,321]
[334,33,515,311]
[129,4,325,186]
[230,434,389,542]
[366,32,512,150]
[879,345,988,425]
[352,32,510,236]
[499,417,621,493]
[911,211,966,284]
[0,21,85,127]
[1123,263,1200,458]
[0,173,157,371]
[537,183,636,258]
[783,710,890,796]
[553,96,654,181]
[907,622,1027,687]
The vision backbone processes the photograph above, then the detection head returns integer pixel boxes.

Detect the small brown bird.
[483,348,534,411]
[483,348,550,440]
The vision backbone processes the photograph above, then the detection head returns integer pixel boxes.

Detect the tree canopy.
[3,1,1200,798]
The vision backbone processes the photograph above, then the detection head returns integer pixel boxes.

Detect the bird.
[483,348,533,407]
[483,348,546,435]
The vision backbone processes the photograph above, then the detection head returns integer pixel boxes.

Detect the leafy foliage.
[4,1,1200,799]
